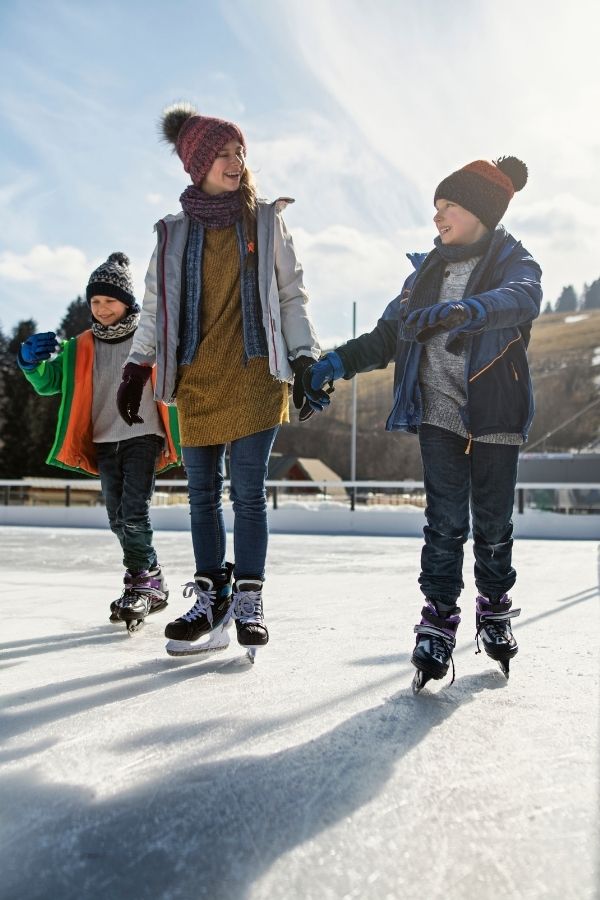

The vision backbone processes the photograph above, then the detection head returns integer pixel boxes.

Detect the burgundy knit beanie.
[161,102,246,186]
[434,156,528,229]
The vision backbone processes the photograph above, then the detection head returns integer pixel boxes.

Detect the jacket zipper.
[469,335,522,383]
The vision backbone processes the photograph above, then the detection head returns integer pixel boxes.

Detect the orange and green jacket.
[21,330,181,476]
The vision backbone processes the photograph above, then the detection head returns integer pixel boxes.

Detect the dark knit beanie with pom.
[434,156,528,229]
[161,102,246,186]
[86,251,137,308]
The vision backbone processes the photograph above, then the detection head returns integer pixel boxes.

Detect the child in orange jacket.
[17,252,180,631]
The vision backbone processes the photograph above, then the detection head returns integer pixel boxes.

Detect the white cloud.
[291,223,432,347]
[246,0,600,307]
[0,245,91,294]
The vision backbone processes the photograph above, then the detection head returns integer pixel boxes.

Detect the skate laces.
[233,590,263,624]
[475,603,521,653]
[117,587,152,612]
[414,625,456,685]
[181,582,217,625]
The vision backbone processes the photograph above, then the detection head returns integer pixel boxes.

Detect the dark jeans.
[182,426,279,581]
[418,424,519,603]
[95,435,163,573]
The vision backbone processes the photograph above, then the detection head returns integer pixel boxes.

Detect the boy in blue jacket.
[303,156,541,689]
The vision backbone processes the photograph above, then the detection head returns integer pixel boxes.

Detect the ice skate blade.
[165,627,231,657]
[126,619,145,635]
[497,658,510,679]
[411,667,446,694]
[245,647,258,663]
[412,668,433,694]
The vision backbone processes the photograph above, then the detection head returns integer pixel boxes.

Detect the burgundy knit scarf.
[179,185,242,228]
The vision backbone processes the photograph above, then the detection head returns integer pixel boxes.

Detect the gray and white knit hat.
[86,251,137,309]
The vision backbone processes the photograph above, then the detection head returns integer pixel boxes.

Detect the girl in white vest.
[117,103,320,658]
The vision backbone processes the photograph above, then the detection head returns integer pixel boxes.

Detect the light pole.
[350,301,357,510]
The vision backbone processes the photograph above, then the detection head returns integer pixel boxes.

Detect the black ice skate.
[112,567,169,634]
[164,564,234,656]
[411,600,461,693]
[475,594,521,678]
[233,579,268,663]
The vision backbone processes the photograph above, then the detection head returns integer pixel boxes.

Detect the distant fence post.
[65,485,71,508]
[518,488,524,514]
[272,486,278,510]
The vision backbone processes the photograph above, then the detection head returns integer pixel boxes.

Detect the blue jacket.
[335,229,542,439]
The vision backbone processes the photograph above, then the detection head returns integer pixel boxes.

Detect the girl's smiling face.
[434,199,489,245]
[201,139,246,195]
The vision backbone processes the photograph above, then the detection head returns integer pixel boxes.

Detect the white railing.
[0,478,599,514]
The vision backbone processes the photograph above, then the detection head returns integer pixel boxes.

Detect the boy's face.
[90,295,129,326]
[201,139,246,196]
[434,200,489,245]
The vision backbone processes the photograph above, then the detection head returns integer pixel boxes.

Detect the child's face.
[201,139,246,195]
[434,200,488,245]
[90,295,129,326]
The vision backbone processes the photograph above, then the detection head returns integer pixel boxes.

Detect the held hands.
[404,299,486,342]
[290,356,318,421]
[301,351,345,416]
[117,362,152,426]
[17,332,59,370]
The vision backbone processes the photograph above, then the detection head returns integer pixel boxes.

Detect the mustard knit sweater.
[176,225,289,446]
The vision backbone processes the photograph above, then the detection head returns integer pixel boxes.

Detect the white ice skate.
[165,617,232,657]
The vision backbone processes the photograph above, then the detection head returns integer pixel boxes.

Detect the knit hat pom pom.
[161,103,197,146]
[107,251,130,267]
[495,156,528,192]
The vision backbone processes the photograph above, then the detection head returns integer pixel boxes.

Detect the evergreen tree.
[58,295,91,339]
[555,285,578,313]
[542,301,553,315]
[582,278,600,311]
[0,324,8,462]
[0,320,60,477]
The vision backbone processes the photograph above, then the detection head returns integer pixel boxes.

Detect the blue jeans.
[418,424,519,603]
[95,435,163,573]
[182,426,279,581]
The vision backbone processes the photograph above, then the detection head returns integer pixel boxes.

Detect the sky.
[1,0,600,347]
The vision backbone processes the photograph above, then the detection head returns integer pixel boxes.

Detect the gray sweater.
[92,336,165,444]
[419,258,522,445]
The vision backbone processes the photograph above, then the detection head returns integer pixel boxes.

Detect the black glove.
[117,363,152,426]
[290,356,317,422]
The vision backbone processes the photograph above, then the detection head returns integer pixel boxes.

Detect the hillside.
[275,310,600,479]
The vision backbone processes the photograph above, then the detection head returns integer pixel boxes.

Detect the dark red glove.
[117,363,152,426]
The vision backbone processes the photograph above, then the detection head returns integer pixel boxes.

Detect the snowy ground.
[1,526,598,900]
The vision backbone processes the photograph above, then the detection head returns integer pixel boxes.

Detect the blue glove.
[404,299,485,342]
[17,332,59,371]
[302,351,346,412]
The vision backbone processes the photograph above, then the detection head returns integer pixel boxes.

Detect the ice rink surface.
[1,526,598,900]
